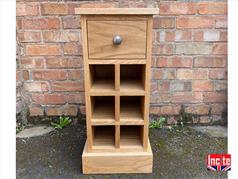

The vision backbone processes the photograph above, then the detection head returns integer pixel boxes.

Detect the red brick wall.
[16,0,227,124]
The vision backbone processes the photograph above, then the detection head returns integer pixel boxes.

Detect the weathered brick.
[193,80,214,91]
[157,56,193,68]
[185,105,209,115]
[22,70,29,80]
[18,31,41,42]
[32,70,67,80]
[214,81,227,91]
[16,71,21,82]
[24,82,49,92]
[177,17,214,29]
[220,31,227,41]
[209,69,227,80]
[160,2,196,15]
[23,18,60,30]
[176,43,212,55]
[150,106,160,115]
[79,105,86,115]
[45,57,82,69]
[194,56,226,68]
[153,17,175,29]
[158,81,170,91]
[32,94,66,105]
[152,44,173,55]
[194,30,220,42]
[212,43,227,55]
[41,3,67,15]
[46,105,78,116]
[29,106,44,116]
[43,30,79,42]
[215,16,227,29]
[63,43,82,55]
[211,104,225,114]
[68,69,83,80]
[159,105,181,115]
[151,69,163,80]
[79,2,118,8]
[162,69,176,79]
[51,81,84,92]
[198,2,227,15]
[177,69,208,80]
[62,16,81,29]
[120,1,147,8]
[172,92,203,103]
[20,57,45,69]
[26,44,61,56]
[203,92,227,103]
[200,116,211,124]
[66,93,85,104]
[16,3,39,16]
[16,19,23,30]
[175,31,192,41]
[170,81,191,92]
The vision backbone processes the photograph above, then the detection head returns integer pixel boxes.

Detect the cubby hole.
[120,96,144,122]
[92,126,115,149]
[120,65,145,92]
[120,126,143,148]
[89,65,115,91]
[91,96,115,121]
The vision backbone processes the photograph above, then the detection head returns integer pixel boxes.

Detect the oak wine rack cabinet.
[76,8,159,174]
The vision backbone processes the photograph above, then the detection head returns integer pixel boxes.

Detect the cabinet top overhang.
[75,8,159,15]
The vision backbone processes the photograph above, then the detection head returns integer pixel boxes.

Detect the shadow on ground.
[16,123,227,179]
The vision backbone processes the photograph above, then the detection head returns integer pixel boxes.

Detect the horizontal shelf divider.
[88,59,147,64]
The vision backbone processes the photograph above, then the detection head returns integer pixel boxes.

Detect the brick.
[68,70,83,80]
[170,81,191,92]
[24,82,49,92]
[220,31,227,41]
[20,57,45,69]
[32,70,67,80]
[158,81,170,91]
[120,1,147,8]
[18,31,41,42]
[16,19,22,30]
[46,105,78,116]
[41,3,67,15]
[175,31,192,41]
[193,81,214,91]
[194,30,221,42]
[160,2,196,15]
[151,69,163,80]
[67,93,85,104]
[51,81,84,92]
[45,57,82,69]
[209,69,227,80]
[150,106,160,115]
[152,44,173,55]
[194,56,226,68]
[214,81,227,91]
[198,2,227,15]
[23,18,60,30]
[16,3,39,16]
[79,2,118,8]
[62,16,80,29]
[215,16,227,29]
[43,31,79,42]
[22,70,29,80]
[63,43,82,55]
[211,104,225,114]
[176,43,212,55]
[32,94,66,105]
[158,93,172,103]
[157,56,193,68]
[153,17,175,29]
[150,81,158,94]
[172,92,203,103]
[177,69,208,80]
[177,17,214,29]
[185,105,209,115]
[203,92,227,103]
[212,43,227,55]
[162,69,176,80]
[29,106,44,116]
[79,105,86,115]
[159,105,181,115]
[16,71,21,82]
[26,44,61,56]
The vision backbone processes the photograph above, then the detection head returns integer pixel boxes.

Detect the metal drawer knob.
[113,35,122,45]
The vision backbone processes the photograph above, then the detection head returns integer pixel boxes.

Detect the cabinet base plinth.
[82,140,153,174]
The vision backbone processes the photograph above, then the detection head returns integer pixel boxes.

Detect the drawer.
[87,20,147,59]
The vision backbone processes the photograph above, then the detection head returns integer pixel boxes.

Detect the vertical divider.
[115,64,120,148]
[81,15,93,152]
[143,16,153,151]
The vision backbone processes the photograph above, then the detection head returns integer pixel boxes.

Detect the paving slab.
[16,124,227,179]
[16,126,54,138]
[192,126,227,138]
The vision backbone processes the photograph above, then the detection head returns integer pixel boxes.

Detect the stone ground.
[16,122,227,179]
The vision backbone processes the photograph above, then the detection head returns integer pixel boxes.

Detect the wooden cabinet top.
[75,8,159,15]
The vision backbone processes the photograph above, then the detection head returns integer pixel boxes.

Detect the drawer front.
[87,20,147,59]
